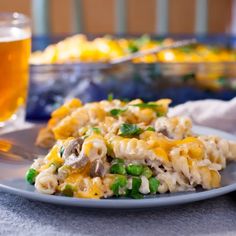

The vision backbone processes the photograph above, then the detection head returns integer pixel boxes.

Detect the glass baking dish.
[27,61,236,120]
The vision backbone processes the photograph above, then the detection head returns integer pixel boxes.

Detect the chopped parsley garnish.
[108,93,114,101]
[130,102,166,118]
[146,127,155,131]
[130,102,161,111]
[120,123,142,137]
[128,43,139,53]
[92,127,101,134]
[156,111,165,117]
[130,103,160,109]
[109,108,127,117]
[59,146,65,157]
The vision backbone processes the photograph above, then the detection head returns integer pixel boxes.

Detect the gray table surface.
[0,191,236,236]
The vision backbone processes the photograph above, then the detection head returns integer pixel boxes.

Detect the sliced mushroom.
[75,153,89,168]
[90,160,105,177]
[76,137,84,146]
[65,153,89,169]
[63,139,82,159]
[158,128,170,138]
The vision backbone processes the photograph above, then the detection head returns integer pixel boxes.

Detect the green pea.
[62,184,74,197]
[142,166,153,179]
[149,177,160,194]
[25,168,38,185]
[110,175,127,196]
[130,192,143,199]
[110,163,126,175]
[131,177,141,192]
[126,177,143,199]
[126,164,143,176]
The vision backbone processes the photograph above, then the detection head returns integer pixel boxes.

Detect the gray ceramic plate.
[0,126,236,209]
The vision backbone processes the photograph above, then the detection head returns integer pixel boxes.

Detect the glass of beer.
[0,13,31,129]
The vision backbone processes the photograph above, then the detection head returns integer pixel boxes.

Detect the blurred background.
[1,0,236,121]
[0,0,233,36]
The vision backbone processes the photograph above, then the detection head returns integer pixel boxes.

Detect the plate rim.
[1,181,236,208]
[0,125,236,208]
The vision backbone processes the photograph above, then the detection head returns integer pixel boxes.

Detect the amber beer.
[0,14,31,125]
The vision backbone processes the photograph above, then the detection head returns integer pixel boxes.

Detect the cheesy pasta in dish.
[25,97,236,199]
[30,34,236,64]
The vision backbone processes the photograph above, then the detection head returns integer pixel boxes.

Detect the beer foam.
[0,27,31,42]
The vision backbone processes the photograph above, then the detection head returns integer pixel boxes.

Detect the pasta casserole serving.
[25,97,236,199]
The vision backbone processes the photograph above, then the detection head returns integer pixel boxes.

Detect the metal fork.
[110,38,197,64]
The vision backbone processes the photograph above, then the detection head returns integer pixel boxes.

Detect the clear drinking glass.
[0,13,31,130]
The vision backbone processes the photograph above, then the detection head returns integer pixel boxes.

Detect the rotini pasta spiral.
[81,134,107,162]
[110,136,170,165]
[155,116,192,139]
[35,167,58,195]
